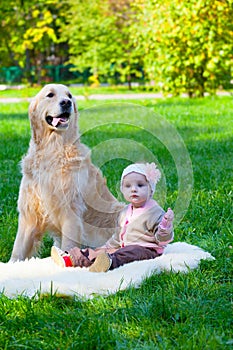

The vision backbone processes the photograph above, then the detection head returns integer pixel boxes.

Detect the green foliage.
[0,96,232,348]
[132,0,233,96]
[0,0,68,83]
[60,0,143,88]
[0,0,232,90]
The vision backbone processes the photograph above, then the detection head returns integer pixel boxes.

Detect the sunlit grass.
[0,84,155,99]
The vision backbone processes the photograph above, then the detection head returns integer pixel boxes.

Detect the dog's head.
[29,84,78,137]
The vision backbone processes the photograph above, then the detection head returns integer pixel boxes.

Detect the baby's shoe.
[89,252,112,273]
[51,246,74,267]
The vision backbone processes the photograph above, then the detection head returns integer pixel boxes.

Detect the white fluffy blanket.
[0,243,214,299]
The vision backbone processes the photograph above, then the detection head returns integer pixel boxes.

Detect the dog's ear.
[29,97,38,117]
[73,96,78,114]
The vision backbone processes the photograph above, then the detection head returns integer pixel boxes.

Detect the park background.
[0,1,232,349]
[0,0,233,97]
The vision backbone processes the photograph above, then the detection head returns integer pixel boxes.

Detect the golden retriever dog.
[10,84,123,261]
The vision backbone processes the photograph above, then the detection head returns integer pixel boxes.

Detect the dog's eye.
[68,93,72,99]
[47,92,54,98]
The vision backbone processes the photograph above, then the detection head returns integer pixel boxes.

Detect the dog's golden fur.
[10,84,123,261]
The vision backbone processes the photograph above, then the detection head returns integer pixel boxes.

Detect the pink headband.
[120,162,161,194]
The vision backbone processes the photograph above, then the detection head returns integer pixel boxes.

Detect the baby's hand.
[164,208,174,222]
[159,208,174,229]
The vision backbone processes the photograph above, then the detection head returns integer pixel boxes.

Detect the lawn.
[0,84,155,99]
[0,95,232,349]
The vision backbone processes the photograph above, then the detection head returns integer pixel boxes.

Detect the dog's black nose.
[60,99,72,108]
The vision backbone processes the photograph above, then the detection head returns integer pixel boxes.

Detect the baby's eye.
[138,183,145,187]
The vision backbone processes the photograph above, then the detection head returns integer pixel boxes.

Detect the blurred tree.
[0,1,21,67]
[1,0,232,94]
[0,0,68,84]
[107,0,144,88]
[133,0,233,96]
[60,0,143,88]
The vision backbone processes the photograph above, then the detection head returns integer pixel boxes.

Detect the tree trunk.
[25,49,33,86]
[127,74,132,89]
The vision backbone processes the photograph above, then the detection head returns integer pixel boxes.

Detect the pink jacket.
[104,199,174,254]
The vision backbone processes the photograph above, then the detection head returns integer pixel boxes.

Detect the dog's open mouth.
[46,113,70,128]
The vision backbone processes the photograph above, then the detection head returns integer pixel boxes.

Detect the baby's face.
[121,172,151,208]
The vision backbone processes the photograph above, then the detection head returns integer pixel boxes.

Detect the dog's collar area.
[46,112,70,129]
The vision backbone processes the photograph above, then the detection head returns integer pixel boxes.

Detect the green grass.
[0,84,157,99]
[0,96,232,349]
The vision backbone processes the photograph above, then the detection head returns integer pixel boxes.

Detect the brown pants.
[77,245,162,270]
[108,245,162,270]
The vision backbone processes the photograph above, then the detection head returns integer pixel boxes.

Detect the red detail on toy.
[63,255,73,267]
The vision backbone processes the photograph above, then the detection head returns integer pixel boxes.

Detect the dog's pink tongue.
[52,118,60,127]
